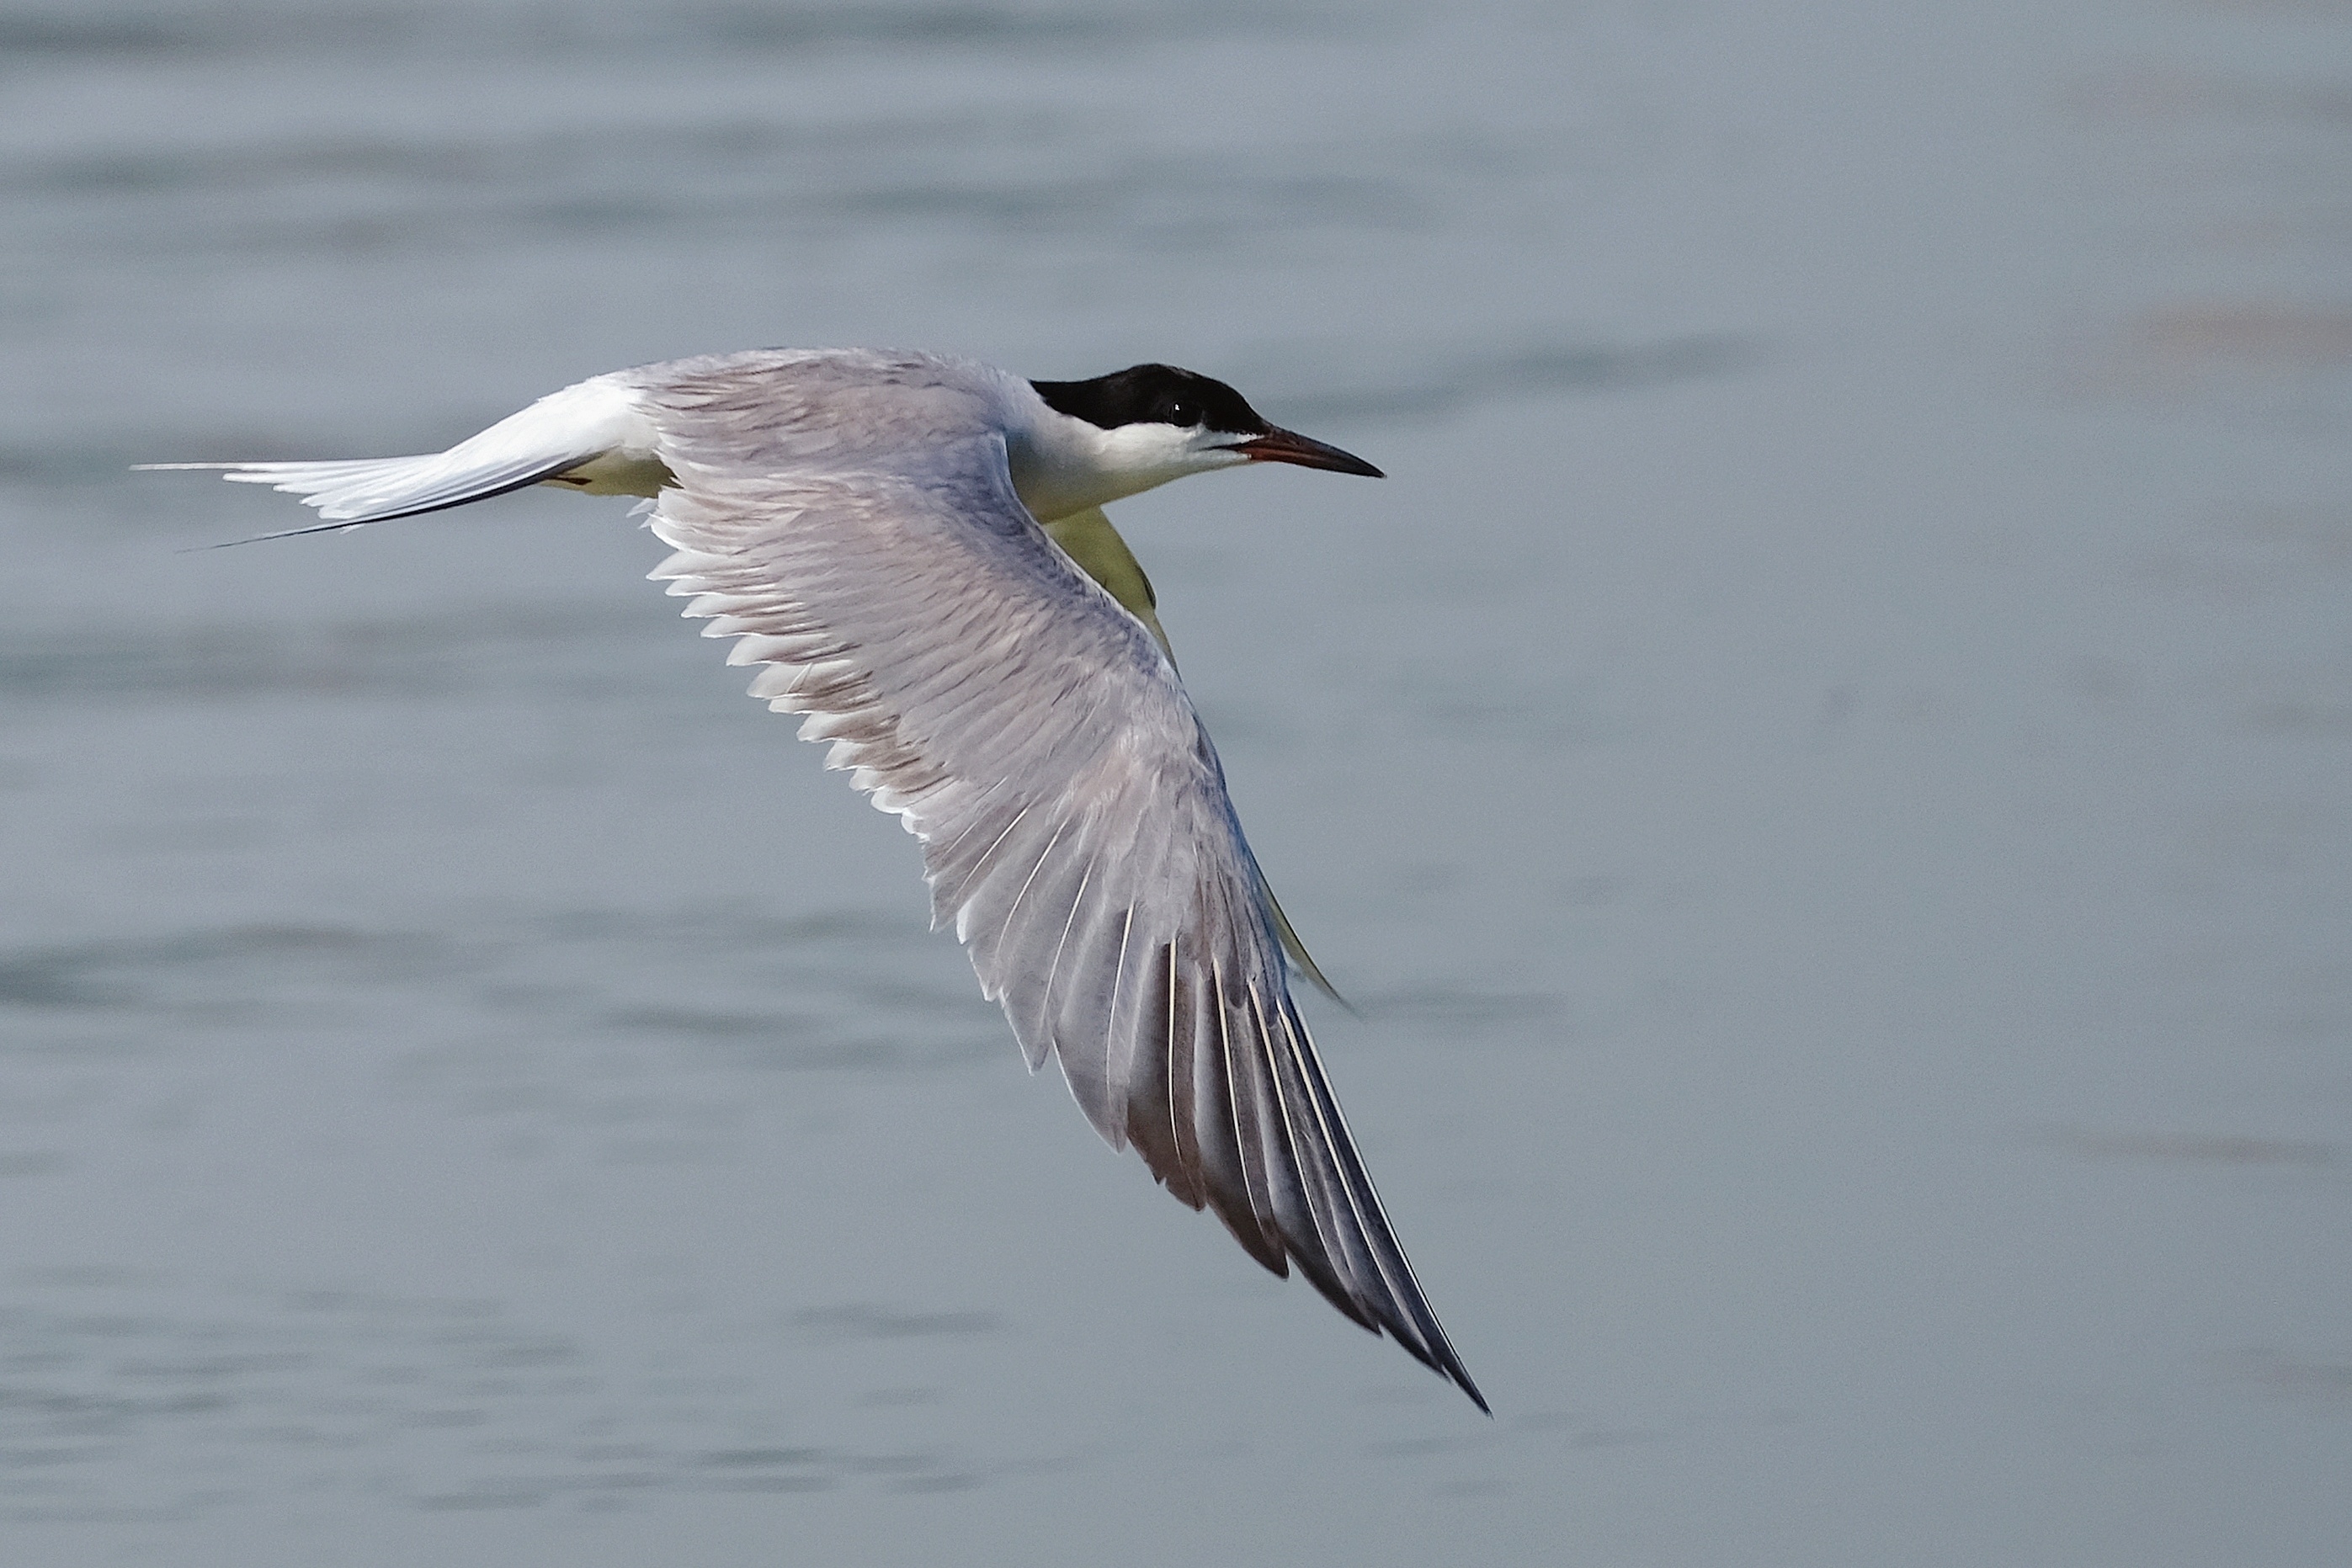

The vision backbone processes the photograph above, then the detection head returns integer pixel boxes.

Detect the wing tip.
[1358,1278,1486,1411]
[1428,1333,1491,1414]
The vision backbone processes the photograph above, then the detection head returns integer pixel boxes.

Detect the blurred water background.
[3,0,2349,1562]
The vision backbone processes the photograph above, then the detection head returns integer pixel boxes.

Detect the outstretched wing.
[1037,507,1344,1004]
[638,364,1483,1409]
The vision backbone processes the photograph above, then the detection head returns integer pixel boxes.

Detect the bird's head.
[1018,363,1381,519]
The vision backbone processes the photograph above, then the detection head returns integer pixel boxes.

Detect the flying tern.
[146,348,1485,1411]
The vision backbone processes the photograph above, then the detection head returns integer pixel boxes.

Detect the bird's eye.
[1165,400,1197,426]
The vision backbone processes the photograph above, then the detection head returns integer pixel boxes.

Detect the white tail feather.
[136,375,657,524]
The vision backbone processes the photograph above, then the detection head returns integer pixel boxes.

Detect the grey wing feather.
[635,353,1483,1410]
[1037,508,1346,1006]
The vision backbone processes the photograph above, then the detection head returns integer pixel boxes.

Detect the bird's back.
[619,348,1022,486]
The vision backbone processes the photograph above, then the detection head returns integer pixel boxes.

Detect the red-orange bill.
[1227,428,1384,477]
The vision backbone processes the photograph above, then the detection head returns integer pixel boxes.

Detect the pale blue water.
[3,1,2349,1563]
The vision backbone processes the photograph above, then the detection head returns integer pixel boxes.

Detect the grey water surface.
[3,1,2349,1563]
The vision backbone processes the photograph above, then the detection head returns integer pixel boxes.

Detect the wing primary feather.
[1195,958,1286,1275]
[1029,843,1132,1137]
[1211,955,1297,1277]
[1086,902,1141,1155]
[1239,980,1382,1333]
[1248,983,1392,1330]
[1268,996,1429,1352]
[1116,912,1196,1196]
[1042,786,1157,1143]
[1280,996,1488,1412]
[1157,938,1210,1208]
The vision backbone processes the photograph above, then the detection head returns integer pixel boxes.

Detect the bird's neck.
[1002,402,1140,524]
[1003,394,1238,524]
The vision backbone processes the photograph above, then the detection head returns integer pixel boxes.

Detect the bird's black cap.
[1030,364,1271,435]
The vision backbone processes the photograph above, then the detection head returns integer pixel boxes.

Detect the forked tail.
[136,375,653,531]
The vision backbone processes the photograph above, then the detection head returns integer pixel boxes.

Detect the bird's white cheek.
[1093,423,1200,480]
[1008,420,1250,520]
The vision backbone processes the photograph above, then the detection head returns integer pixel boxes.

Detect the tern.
[146,348,1485,1411]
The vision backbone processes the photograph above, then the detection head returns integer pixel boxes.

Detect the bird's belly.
[543,449,676,497]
